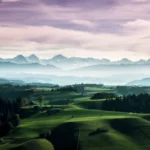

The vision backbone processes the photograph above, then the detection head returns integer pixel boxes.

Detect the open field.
[1,104,150,150]
[1,87,150,150]
[31,87,116,105]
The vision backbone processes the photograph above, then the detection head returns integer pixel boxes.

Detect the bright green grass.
[9,109,136,138]
[31,88,115,105]
[84,87,116,97]
[1,103,150,150]
[73,96,107,102]
[18,139,54,150]
[1,87,150,150]
[32,91,82,102]
[0,139,54,150]
[34,87,53,91]
[69,104,83,110]
[85,87,114,92]
[74,100,105,110]
[73,96,91,101]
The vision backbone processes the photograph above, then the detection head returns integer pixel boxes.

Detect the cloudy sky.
[0,0,150,60]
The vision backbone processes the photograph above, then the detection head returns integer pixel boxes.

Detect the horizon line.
[0,54,150,62]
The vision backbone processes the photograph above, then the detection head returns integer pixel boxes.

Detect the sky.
[0,0,150,60]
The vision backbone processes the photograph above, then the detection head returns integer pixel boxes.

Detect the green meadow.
[1,87,150,150]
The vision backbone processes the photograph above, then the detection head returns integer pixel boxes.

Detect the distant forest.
[0,98,21,137]
[1,84,150,138]
[102,93,150,113]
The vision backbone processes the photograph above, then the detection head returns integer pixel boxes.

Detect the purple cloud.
[0,0,150,60]
[0,0,150,25]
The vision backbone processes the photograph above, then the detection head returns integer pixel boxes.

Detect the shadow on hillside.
[48,122,81,150]
[142,115,150,121]
[109,118,150,146]
[89,127,109,136]
[19,109,37,119]
[10,138,32,145]
[109,118,140,133]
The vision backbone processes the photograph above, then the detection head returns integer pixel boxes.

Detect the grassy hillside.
[1,105,150,150]
[29,87,115,106]
[14,139,54,150]
[1,87,150,150]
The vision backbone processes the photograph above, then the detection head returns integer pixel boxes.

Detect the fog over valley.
[0,54,150,85]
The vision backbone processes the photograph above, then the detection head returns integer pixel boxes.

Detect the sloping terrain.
[1,106,150,150]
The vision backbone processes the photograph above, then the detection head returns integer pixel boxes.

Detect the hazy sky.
[0,0,150,60]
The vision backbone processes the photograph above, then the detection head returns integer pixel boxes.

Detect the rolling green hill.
[1,106,150,150]
[14,139,54,150]
[1,87,150,150]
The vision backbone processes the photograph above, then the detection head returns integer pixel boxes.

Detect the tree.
[10,114,20,127]
[39,96,44,108]
[0,97,21,137]
[75,84,85,95]
[21,98,29,107]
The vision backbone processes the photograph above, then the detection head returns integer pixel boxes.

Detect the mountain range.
[0,62,61,76]
[0,78,56,87]
[127,78,150,86]
[1,54,150,69]
[1,54,150,85]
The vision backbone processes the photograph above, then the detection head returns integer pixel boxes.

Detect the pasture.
[1,86,150,150]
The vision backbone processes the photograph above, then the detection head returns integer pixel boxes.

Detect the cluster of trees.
[49,99,74,105]
[55,84,85,94]
[74,84,85,95]
[53,86,77,93]
[101,93,150,113]
[116,86,149,95]
[0,98,21,137]
[39,95,44,108]
[0,85,34,100]
[91,92,117,99]
[82,84,104,88]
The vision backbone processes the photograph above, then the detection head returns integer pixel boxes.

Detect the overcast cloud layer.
[0,0,150,60]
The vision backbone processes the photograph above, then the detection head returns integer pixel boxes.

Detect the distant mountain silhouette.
[27,54,40,63]
[136,59,146,64]
[114,58,133,64]
[0,78,24,85]
[127,78,150,86]
[0,62,61,74]
[11,55,29,64]
[0,78,57,86]
[1,59,150,85]
[52,54,68,61]
[1,54,150,69]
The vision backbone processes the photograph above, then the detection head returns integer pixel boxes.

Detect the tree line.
[0,97,21,137]
[116,86,150,95]
[91,92,117,99]
[53,84,85,95]
[102,93,150,113]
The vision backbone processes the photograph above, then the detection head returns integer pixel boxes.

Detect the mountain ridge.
[127,78,150,86]
[1,54,150,69]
